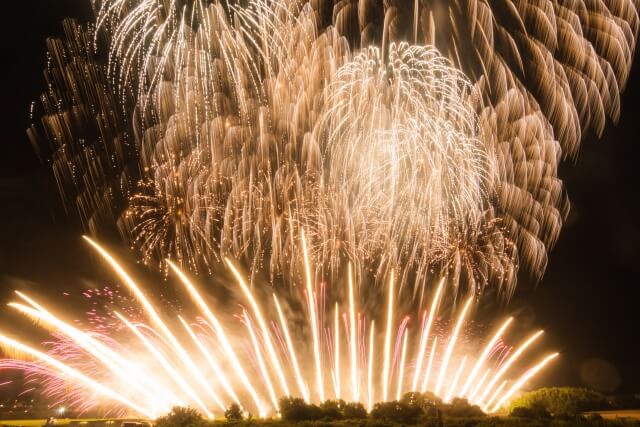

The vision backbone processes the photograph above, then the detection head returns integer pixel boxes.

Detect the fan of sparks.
[0,237,557,418]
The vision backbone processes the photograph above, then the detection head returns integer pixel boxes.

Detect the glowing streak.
[348,264,359,402]
[490,353,559,412]
[84,237,170,340]
[411,279,444,391]
[0,332,152,418]
[413,0,419,43]
[382,271,397,402]
[468,369,492,403]
[273,294,309,402]
[301,229,324,402]
[1,238,558,416]
[483,380,507,411]
[14,292,154,387]
[8,302,128,385]
[435,297,473,395]
[178,316,240,407]
[114,312,211,417]
[478,330,544,404]
[84,237,221,415]
[167,260,265,415]
[421,336,438,392]
[459,317,513,397]
[367,320,375,411]
[8,301,175,411]
[225,258,290,398]
[243,312,279,412]
[395,328,409,400]
[334,303,340,400]
[445,355,467,402]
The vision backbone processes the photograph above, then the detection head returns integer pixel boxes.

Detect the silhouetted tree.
[319,399,343,420]
[401,391,442,414]
[155,407,205,427]
[508,387,610,416]
[441,397,485,418]
[224,403,243,421]
[342,401,367,419]
[370,400,422,424]
[510,405,552,420]
[279,397,322,421]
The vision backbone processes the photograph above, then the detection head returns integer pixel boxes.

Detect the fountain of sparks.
[0,236,557,418]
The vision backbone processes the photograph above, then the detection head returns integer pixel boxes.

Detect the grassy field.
[3,411,640,426]
[587,410,640,420]
[0,420,48,427]
[0,419,142,427]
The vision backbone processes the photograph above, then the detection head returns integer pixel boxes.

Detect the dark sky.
[0,0,639,400]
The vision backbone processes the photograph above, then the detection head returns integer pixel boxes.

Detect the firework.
[459,317,514,398]
[167,260,266,415]
[434,298,473,396]
[411,279,443,391]
[14,0,634,418]
[273,294,309,402]
[333,303,340,400]
[0,334,152,418]
[366,320,374,411]
[311,0,639,287]
[395,329,409,401]
[30,0,638,298]
[381,270,395,403]
[0,237,556,418]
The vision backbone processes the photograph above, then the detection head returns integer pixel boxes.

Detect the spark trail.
[0,238,557,418]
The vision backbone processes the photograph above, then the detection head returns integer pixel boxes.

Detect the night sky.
[1,0,639,400]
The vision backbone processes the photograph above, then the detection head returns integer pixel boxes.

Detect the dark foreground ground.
[212,417,640,427]
[4,389,640,427]
[1,419,640,427]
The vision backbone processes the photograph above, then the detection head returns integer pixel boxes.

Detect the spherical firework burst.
[313,0,640,290]
[313,42,504,295]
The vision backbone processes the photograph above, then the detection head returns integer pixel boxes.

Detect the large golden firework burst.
[30,0,639,299]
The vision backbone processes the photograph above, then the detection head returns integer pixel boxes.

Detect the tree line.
[153,388,640,427]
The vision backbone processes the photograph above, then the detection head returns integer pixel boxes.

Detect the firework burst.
[31,0,639,297]
[14,0,637,418]
[0,237,556,418]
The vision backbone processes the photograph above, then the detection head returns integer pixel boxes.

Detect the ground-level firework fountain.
[0,235,557,419]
